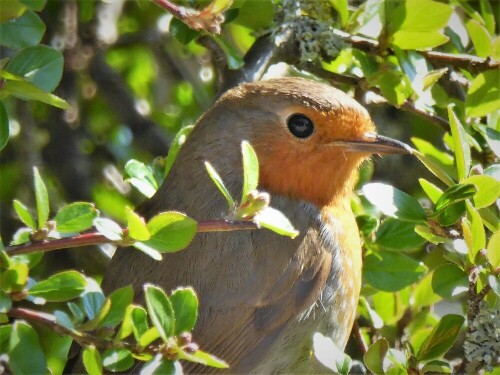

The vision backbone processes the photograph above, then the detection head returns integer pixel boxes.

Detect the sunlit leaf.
[33,167,49,229]
[448,106,471,181]
[416,314,464,361]
[144,284,175,342]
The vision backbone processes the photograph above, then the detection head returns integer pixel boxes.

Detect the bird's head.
[200,77,411,208]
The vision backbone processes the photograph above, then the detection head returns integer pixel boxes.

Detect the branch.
[5,220,258,256]
[151,0,229,34]
[333,30,499,74]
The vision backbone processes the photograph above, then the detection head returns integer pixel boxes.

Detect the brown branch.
[351,320,368,355]
[151,0,230,34]
[5,220,258,256]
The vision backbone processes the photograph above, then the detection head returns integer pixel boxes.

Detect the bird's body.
[103,78,409,373]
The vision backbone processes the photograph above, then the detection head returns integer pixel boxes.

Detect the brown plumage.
[102,77,410,373]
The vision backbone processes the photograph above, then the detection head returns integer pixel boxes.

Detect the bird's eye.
[287,114,314,139]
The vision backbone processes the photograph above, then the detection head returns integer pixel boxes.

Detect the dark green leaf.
[211,35,244,69]
[376,219,426,251]
[170,287,198,335]
[0,289,12,313]
[364,338,388,375]
[2,79,69,109]
[362,183,427,222]
[28,270,87,302]
[54,202,98,233]
[99,285,133,328]
[0,101,8,151]
[144,212,197,253]
[81,291,106,320]
[83,346,102,375]
[364,251,427,291]
[422,360,452,374]
[6,46,63,92]
[37,325,72,375]
[433,184,476,214]
[33,167,49,229]
[0,324,12,353]
[448,106,471,180]
[436,201,465,226]
[169,18,199,44]
[144,284,175,341]
[356,215,379,237]
[9,321,46,374]
[0,10,45,48]
[102,348,134,372]
[141,355,176,375]
[416,314,464,361]
[431,264,468,300]
[130,305,148,341]
[13,199,36,229]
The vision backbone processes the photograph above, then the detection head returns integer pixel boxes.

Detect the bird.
[102,77,411,373]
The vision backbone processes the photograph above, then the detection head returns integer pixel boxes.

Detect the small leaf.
[141,355,176,375]
[2,79,69,109]
[312,332,352,374]
[466,19,493,58]
[431,264,468,300]
[28,270,87,302]
[170,287,198,335]
[93,217,123,241]
[33,167,49,229]
[488,275,500,297]
[164,125,194,178]
[144,284,175,342]
[241,141,259,204]
[419,178,443,204]
[422,360,452,374]
[462,175,500,209]
[99,285,133,328]
[362,183,427,222]
[415,225,448,245]
[414,150,455,187]
[9,321,46,374]
[375,219,426,251]
[0,10,45,48]
[433,183,477,215]
[448,106,471,180]
[124,160,158,198]
[125,206,150,241]
[211,35,244,70]
[83,346,102,375]
[364,338,388,375]
[2,262,29,292]
[329,0,348,26]
[144,211,197,253]
[466,202,485,259]
[54,202,98,233]
[179,349,229,369]
[0,290,12,313]
[133,242,162,261]
[254,206,299,238]
[102,348,134,372]
[486,230,500,268]
[20,0,47,11]
[466,70,500,118]
[364,251,427,291]
[0,0,27,22]
[205,161,235,208]
[416,314,464,361]
[13,199,36,229]
[0,101,8,151]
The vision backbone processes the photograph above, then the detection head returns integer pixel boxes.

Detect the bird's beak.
[332,133,412,155]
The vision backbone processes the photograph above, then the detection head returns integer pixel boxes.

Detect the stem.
[5,220,259,256]
[352,320,368,354]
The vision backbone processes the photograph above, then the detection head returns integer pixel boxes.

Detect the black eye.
[287,114,314,138]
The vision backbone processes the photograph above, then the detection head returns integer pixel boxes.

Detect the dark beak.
[332,133,412,155]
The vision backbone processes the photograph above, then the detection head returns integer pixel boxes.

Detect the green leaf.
[415,225,448,245]
[431,264,468,300]
[179,349,229,369]
[0,10,45,48]
[93,217,123,241]
[0,324,12,353]
[141,355,177,375]
[144,211,197,253]
[33,167,49,229]
[364,251,427,291]
[9,321,46,374]
[164,125,194,178]
[37,325,72,375]
[448,106,471,181]
[13,199,36,229]
[486,230,500,267]
[392,31,448,50]
[419,179,443,204]
[412,138,456,181]
[312,332,352,374]
[466,19,492,58]
[436,201,466,226]
[169,18,199,44]
[170,287,198,335]
[81,286,106,320]
[368,70,412,106]
[54,202,98,233]
[465,202,486,259]
[28,270,87,302]
[364,338,388,375]
[414,150,455,187]
[241,141,259,204]
[254,206,299,238]
[144,284,175,342]
[362,183,427,222]
[138,327,161,348]
[413,272,442,309]
[102,348,134,372]
[462,175,500,209]
[205,161,235,208]
[20,0,46,11]
[2,78,69,108]
[416,314,464,361]
[99,285,133,328]
[433,183,476,215]
[124,159,158,198]
[211,35,244,70]
[489,275,500,297]
[375,219,426,251]
[466,70,500,118]
[83,346,102,375]
[125,206,150,241]
[6,46,64,92]
[0,0,27,22]
[0,101,8,151]
[132,242,162,261]
[356,214,379,237]
[0,289,12,313]
[2,261,29,292]
[422,360,452,374]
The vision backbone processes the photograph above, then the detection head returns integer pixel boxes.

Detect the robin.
[103,77,411,373]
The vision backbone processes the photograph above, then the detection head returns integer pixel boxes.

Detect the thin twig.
[5,220,259,256]
[352,321,368,354]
